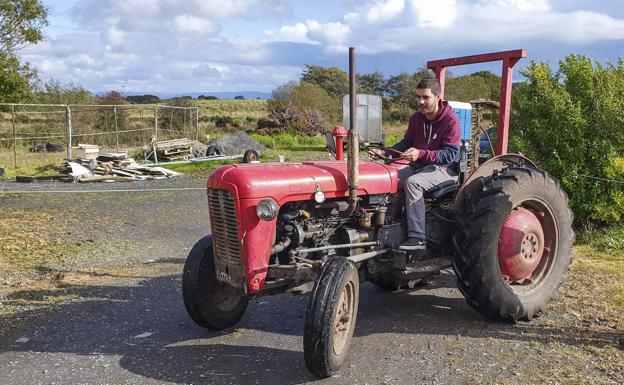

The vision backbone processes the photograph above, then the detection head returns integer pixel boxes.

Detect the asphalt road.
[0,177,620,385]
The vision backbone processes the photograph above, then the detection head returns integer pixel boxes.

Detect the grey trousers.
[398,164,458,238]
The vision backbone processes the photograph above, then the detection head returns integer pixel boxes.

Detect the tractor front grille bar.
[207,188,241,264]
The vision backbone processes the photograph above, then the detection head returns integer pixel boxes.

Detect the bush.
[34,79,95,104]
[127,94,160,104]
[511,55,624,225]
[207,115,239,129]
[264,81,340,135]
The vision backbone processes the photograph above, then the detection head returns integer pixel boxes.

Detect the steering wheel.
[364,144,399,165]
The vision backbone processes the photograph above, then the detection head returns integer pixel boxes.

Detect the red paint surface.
[498,207,544,283]
[207,160,399,294]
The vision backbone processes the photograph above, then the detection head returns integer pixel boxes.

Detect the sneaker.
[399,237,426,251]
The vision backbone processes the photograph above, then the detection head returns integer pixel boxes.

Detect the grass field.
[195,99,267,119]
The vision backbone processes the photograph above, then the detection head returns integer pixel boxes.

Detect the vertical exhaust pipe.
[343,47,359,217]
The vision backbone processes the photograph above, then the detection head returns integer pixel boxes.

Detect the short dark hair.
[416,77,441,96]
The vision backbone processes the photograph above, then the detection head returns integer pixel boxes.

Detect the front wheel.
[304,258,360,377]
[182,235,248,329]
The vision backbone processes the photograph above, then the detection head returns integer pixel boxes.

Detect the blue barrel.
[448,101,472,140]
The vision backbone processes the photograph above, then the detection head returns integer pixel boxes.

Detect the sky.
[18,0,624,95]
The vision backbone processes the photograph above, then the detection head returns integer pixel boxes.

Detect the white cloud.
[365,0,404,23]
[410,0,458,28]
[264,20,350,51]
[306,20,351,45]
[191,64,222,78]
[173,15,217,35]
[485,0,550,12]
[264,23,315,43]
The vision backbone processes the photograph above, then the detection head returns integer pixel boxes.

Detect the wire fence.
[0,103,199,169]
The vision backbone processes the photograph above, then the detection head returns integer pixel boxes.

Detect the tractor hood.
[208,161,398,203]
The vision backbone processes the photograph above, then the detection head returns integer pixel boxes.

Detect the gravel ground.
[0,176,622,385]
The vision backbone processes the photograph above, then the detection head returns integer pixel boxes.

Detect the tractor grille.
[208,188,241,264]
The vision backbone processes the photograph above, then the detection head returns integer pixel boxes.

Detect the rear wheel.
[304,258,359,377]
[182,235,248,329]
[453,166,574,321]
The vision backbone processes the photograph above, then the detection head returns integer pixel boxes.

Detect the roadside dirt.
[0,177,622,385]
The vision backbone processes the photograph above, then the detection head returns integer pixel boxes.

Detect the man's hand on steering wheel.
[366,146,395,164]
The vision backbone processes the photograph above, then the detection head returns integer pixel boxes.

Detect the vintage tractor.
[181,48,574,377]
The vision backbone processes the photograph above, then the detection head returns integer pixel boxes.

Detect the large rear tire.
[453,166,574,321]
[304,258,359,377]
[182,235,248,329]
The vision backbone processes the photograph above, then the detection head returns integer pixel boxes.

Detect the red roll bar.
[427,49,527,155]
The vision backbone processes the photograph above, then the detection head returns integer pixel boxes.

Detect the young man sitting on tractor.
[371,77,461,251]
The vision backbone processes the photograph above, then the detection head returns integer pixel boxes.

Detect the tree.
[262,80,340,134]
[0,1,48,103]
[98,90,127,105]
[234,95,245,100]
[511,55,624,224]
[357,71,385,95]
[385,68,432,108]
[34,79,94,104]
[271,81,296,100]
[0,51,36,102]
[126,94,160,104]
[0,0,48,54]
[472,70,501,100]
[301,64,349,99]
[445,75,492,102]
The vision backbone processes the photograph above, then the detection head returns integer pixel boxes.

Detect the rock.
[206,131,267,156]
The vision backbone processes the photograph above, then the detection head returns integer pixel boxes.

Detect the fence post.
[195,107,199,141]
[114,106,119,151]
[154,106,159,141]
[66,105,72,159]
[11,105,17,168]
[169,108,173,135]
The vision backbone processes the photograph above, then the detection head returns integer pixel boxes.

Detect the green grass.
[0,150,66,179]
[578,223,624,254]
[249,132,326,149]
[573,223,624,310]
[194,99,267,119]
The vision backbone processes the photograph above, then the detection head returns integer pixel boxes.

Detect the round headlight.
[256,199,279,221]
[314,190,325,203]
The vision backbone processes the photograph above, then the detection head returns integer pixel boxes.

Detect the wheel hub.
[333,282,354,355]
[498,207,545,283]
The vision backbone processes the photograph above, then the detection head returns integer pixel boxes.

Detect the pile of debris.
[61,152,182,182]
[16,152,181,183]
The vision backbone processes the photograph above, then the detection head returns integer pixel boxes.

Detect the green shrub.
[511,55,624,225]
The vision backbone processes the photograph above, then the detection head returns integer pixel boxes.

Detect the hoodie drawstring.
[423,122,433,146]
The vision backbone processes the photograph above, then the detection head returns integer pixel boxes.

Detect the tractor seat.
[425,180,459,201]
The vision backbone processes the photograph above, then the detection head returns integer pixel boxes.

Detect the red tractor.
[182,48,574,377]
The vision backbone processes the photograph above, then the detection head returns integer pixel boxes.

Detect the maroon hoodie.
[389,100,461,165]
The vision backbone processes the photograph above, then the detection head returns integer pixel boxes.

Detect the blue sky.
[19,0,624,95]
